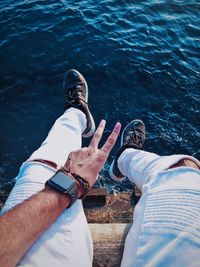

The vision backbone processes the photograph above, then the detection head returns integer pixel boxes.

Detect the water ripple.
[0,0,199,198]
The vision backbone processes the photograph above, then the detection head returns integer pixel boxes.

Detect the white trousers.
[2,108,93,267]
[2,108,200,267]
[118,149,200,267]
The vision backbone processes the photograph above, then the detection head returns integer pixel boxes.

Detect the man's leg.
[2,70,95,267]
[29,107,86,167]
[110,120,200,267]
[118,148,200,191]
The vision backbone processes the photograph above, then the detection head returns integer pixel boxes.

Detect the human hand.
[64,120,121,188]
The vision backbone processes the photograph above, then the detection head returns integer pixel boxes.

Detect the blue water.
[0,0,200,201]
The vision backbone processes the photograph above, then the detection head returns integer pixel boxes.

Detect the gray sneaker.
[109,119,146,182]
[63,69,95,138]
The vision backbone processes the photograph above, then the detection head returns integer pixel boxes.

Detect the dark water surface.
[0,0,200,202]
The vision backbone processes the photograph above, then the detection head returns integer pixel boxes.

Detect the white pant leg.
[2,108,93,267]
[29,107,87,167]
[118,148,200,267]
[118,148,200,191]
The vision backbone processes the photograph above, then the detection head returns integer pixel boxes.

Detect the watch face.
[48,171,76,193]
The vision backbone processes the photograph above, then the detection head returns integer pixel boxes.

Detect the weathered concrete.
[84,190,134,223]
[83,188,141,267]
[89,223,132,267]
[83,187,141,224]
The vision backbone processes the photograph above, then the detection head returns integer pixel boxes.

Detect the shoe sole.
[109,160,126,182]
[109,124,126,182]
[82,111,96,138]
[109,119,145,182]
[72,70,95,138]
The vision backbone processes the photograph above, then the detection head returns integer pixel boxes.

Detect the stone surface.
[83,189,141,266]
[83,189,136,223]
[89,223,132,267]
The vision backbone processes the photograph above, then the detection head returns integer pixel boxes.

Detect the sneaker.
[63,69,95,138]
[109,119,146,182]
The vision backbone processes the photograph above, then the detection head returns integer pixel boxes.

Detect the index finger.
[101,122,121,154]
[89,120,106,148]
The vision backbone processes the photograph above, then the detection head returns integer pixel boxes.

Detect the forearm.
[0,187,70,267]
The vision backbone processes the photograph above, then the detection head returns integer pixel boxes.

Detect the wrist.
[71,173,91,199]
[45,169,89,208]
[55,171,84,199]
[43,186,71,209]
[45,170,80,207]
[71,177,84,198]
[60,169,86,198]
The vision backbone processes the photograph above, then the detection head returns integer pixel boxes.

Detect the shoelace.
[125,129,143,148]
[66,84,88,106]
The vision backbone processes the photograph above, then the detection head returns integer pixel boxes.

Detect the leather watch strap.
[71,173,90,199]
[31,159,90,198]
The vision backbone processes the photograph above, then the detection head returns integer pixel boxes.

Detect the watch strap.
[71,173,90,199]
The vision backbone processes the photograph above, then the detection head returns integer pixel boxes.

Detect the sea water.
[0,0,199,200]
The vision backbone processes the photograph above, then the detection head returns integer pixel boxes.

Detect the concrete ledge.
[83,189,141,266]
[89,223,132,267]
[83,188,141,223]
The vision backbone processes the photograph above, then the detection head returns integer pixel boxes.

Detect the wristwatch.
[46,170,79,206]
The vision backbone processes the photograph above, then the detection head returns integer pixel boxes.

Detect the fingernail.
[115,122,121,129]
[101,119,106,124]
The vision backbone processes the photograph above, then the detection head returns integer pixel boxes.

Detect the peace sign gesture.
[64,120,121,189]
